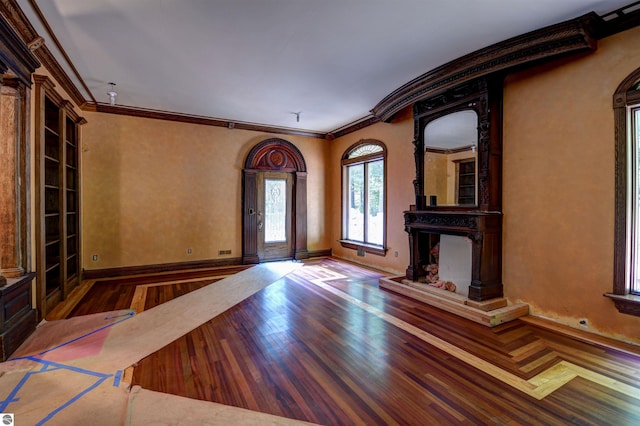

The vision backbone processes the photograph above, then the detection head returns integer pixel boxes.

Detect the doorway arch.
[242,138,308,263]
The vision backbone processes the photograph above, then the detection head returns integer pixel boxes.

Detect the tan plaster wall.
[424,152,447,204]
[81,112,330,270]
[330,28,640,343]
[330,108,415,274]
[502,26,640,342]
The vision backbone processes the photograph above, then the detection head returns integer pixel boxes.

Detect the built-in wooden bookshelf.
[457,159,475,205]
[34,75,86,318]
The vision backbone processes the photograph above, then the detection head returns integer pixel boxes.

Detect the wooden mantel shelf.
[379,275,528,327]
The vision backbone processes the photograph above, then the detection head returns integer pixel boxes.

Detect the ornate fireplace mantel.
[405,210,503,301]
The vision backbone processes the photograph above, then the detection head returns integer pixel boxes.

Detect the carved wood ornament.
[242,138,308,264]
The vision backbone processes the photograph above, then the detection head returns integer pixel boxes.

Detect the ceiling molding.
[371,13,600,123]
[0,2,39,85]
[595,1,640,38]
[26,0,95,103]
[4,0,632,138]
[328,115,381,140]
[0,0,85,105]
[82,102,329,140]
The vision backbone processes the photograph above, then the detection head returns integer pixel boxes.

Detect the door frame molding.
[242,138,308,264]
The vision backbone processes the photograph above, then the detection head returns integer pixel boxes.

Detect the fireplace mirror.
[424,109,478,207]
[406,77,504,301]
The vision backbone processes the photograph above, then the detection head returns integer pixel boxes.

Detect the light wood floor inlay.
[303,264,640,401]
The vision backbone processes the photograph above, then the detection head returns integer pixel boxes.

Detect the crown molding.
[82,102,329,139]
[371,13,599,123]
[328,115,381,140]
[6,0,635,139]
[595,1,640,38]
[0,0,85,105]
[0,2,39,85]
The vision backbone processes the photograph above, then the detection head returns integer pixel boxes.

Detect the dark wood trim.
[404,210,503,301]
[340,139,388,254]
[604,293,640,316]
[594,1,640,39]
[0,273,36,361]
[307,248,332,258]
[611,66,640,316]
[328,115,381,139]
[33,74,85,319]
[294,172,309,260]
[82,257,245,280]
[371,14,598,123]
[0,5,39,85]
[0,0,86,105]
[520,315,640,357]
[244,138,307,172]
[83,102,328,139]
[243,138,308,264]
[338,240,387,257]
[26,0,96,103]
[242,170,260,264]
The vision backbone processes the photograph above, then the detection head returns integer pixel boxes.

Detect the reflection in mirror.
[424,110,478,206]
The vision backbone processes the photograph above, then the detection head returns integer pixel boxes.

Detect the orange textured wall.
[502,26,640,342]
[81,112,330,269]
[330,108,415,274]
[330,28,640,343]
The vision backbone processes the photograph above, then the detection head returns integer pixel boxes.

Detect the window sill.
[604,293,640,317]
[339,240,387,256]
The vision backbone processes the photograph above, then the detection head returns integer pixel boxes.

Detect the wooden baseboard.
[82,249,332,280]
[82,257,244,280]
[307,248,332,258]
[519,316,640,356]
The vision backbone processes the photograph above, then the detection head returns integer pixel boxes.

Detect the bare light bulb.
[107,82,117,106]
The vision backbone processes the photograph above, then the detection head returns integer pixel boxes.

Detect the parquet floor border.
[302,264,640,401]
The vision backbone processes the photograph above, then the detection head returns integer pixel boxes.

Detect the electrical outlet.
[394,251,399,257]
[92,254,98,261]
[357,248,365,257]
[187,248,192,254]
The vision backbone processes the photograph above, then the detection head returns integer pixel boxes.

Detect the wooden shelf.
[35,75,85,318]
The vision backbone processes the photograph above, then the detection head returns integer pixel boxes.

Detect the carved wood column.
[0,80,23,278]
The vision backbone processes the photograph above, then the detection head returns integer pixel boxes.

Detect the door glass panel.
[347,164,364,242]
[264,178,287,243]
[366,160,384,245]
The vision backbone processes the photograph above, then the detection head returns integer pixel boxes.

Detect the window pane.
[347,164,364,242]
[633,109,640,294]
[366,160,384,245]
[264,178,286,242]
[348,144,383,159]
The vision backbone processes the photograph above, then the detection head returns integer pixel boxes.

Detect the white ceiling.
[17,0,632,133]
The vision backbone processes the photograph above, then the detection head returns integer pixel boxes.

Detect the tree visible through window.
[341,140,386,255]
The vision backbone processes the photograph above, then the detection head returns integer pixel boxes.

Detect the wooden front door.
[257,172,293,261]
[242,138,308,264]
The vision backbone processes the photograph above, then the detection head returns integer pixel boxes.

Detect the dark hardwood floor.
[67,258,640,425]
